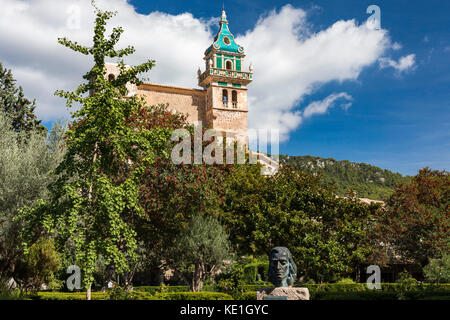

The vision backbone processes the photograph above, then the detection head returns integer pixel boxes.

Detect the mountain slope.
[280,155,411,201]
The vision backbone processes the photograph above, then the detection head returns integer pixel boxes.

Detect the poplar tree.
[21,5,155,300]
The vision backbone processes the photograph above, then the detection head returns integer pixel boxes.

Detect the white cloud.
[303,92,353,118]
[379,54,416,73]
[0,0,213,119]
[0,1,407,141]
[237,5,392,140]
[392,42,402,50]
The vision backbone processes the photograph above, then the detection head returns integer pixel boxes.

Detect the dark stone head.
[268,247,297,287]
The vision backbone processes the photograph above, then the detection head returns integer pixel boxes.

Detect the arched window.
[108,74,115,81]
[232,90,237,108]
[226,60,233,71]
[222,89,228,107]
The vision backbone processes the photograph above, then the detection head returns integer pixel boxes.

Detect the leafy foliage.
[0,114,65,280]
[19,6,156,298]
[18,237,61,291]
[221,164,380,282]
[133,105,228,257]
[167,215,232,292]
[370,168,449,266]
[423,254,450,284]
[125,104,233,289]
[215,258,248,299]
[0,279,23,300]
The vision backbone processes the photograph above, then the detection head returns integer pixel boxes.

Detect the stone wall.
[138,83,207,125]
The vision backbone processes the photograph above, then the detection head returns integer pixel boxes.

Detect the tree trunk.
[191,263,204,292]
[86,284,92,300]
[85,142,97,302]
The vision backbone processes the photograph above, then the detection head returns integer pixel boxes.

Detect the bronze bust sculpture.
[268,247,297,287]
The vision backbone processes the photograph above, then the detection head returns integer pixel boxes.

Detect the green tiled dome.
[206,11,244,55]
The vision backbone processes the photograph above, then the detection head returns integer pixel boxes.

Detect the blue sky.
[129,0,450,175]
[1,0,448,176]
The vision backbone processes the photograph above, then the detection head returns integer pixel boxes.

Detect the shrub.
[0,280,22,300]
[215,259,247,299]
[240,291,257,300]
[424,255,450,283]
[243,262,269,284]
[21,237,62,292]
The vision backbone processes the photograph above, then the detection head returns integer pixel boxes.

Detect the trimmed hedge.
[32,284,450,300]
[239,283,450,300]
[153,292,233,300]
[134,284,272,294]
[300,283,450,293]
[134,286,188,294]
[33,292,108,300]
[33,291,232,300]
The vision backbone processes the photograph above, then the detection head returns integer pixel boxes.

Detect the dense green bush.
[243,262,269,284]
[424,255,450,283]
[0,280,23,300]
[240,291,257,300]
[215,259,247,299]
[20,237,62,292]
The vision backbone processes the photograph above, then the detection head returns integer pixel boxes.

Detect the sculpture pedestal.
[257,287,310,300]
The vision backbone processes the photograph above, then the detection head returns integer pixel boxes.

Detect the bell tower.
[198,10,253,145]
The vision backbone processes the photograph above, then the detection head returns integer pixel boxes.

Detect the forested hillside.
[280,155,411,200]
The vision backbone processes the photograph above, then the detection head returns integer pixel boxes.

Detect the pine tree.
[0,62,45,133]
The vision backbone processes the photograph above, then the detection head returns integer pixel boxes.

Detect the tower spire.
[221,8,227,23]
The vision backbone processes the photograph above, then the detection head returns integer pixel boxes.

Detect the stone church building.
[105,10,252,146]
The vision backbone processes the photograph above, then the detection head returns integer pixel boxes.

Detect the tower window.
[108,74,115,81]
[226,60,233,71]
[222,89,228,108]
[232,90,237,108]
[223,37,231,45]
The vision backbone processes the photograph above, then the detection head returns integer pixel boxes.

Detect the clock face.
[223,36,231,45]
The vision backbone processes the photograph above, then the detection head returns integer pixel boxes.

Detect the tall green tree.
[0,114,64,280]
[20,6,156,299]
[221,165,380,282]
[0,62,44,133]
[113,103,232,284]
[370,168,449,267]
[166,215,232,292]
